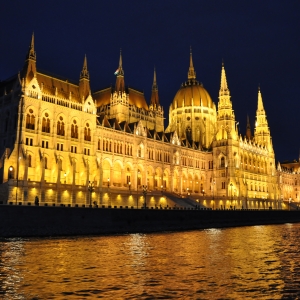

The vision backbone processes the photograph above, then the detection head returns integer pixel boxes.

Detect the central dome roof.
[171,49,214,110]
[172,80,214,109]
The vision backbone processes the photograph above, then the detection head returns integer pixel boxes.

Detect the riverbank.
[1,205,300,238]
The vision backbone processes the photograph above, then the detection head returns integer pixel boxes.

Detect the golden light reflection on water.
[1,224,300,299]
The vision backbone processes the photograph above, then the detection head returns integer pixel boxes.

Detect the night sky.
[1,0,299,162]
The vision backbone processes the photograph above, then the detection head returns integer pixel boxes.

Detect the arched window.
[57,116,65,136]
[84,123,91,141]
[42,113,50,133]
[220,157,225,168]
[71,120,78,138]
[26,109,35,130]
[186,126,192,140]
[98,139,101,150]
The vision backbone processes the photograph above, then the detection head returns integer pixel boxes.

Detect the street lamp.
[187,187,190,196]
[202,189,205,197]
[8,166,13,179]
[128,181,131,195]
[142,185,148,209]
[289,197,291,211]
[88,180,94,207]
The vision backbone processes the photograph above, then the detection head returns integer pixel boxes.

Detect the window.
[44,157,48,169]
[28,154,32,167]
[71,146,77,153]
[42,113,50,133]
[57,143,63,151]
[57,116,65,136]
[26,138,33,146]
[25,109,35,130]
[222,182,225,189]
[84,123,91,141]
[42,140,49,148]
[71,120,78,138]
[220,157,225,168]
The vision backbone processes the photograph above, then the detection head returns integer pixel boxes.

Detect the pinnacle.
[188,47,196,80]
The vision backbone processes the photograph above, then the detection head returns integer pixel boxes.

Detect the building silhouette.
[0,34,298,209]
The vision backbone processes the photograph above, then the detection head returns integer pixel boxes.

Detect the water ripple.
[1,224,300,298]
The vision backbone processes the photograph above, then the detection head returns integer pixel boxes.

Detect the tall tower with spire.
[21,33,37,85]
[150,68,159,108]
[149,67,164,132]
[115,49,125,93]
[246,115,252,140]
[254,88,272,149]
[216,63,237,140]
[79,55,91,102]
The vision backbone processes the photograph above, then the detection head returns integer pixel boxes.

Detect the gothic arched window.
[71,120,78,138]
[26,109,35,130]
[186,126,192,140]
[42,113,50,133]
[220,157,225,168]
[57,116,65,136]
[84,123,91,141]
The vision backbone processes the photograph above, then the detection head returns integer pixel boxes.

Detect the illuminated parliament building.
[0,34,298,210]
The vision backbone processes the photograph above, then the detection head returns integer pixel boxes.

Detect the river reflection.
[1,224,300,299]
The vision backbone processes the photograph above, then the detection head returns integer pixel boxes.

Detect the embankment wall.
[1,205,300,238]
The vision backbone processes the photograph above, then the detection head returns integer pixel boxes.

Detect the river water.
[1,223,300,299]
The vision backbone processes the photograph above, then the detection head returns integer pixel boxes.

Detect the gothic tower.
[216,63,237,141]
[21,33,37,85]
[79,55,91,102]
[115,49,125,93]
[254,88,272,150]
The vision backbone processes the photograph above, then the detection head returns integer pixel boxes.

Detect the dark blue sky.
[1,0,299,162]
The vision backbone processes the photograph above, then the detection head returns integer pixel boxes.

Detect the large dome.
[171,80,214,110]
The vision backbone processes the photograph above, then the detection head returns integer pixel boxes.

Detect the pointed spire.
[80,54,89,80]
[117,48,124,76]
[79,54,90,101]
[257,86,265,111]
[219,62,229,96]
[152,67,158,90]
[187,46,196,80]
[26,32,36,61]
[21,33,37,84]
[115,49,125,93]
[150,67,159,107]
[246,115,252,140]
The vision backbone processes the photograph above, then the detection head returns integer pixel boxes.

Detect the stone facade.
[0,35,297,210]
